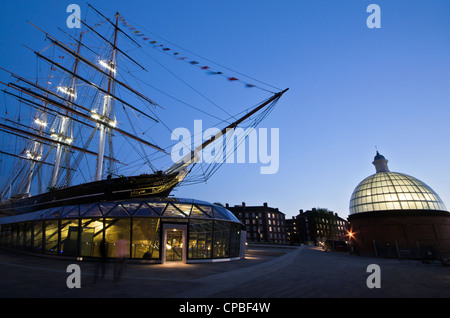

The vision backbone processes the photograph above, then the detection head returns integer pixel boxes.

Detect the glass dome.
[349,153,447,215]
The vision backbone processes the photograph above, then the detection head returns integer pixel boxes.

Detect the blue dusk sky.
[1,1,450,219]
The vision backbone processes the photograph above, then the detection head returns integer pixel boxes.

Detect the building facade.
[285,217,299,244]
[226,202,287,244]
[289,208,349,245]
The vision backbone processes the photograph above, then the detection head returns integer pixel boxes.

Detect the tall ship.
[0,5,287,216]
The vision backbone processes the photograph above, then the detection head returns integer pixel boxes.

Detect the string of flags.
[117,16,259,90]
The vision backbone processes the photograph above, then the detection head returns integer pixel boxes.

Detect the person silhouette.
[93,238,108,283]
[113,234,127,285]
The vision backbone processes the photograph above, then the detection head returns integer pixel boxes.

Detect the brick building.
[287,208,348,245]
[226,202,287,244]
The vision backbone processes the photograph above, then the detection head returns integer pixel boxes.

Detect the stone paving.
[0,244,449,299]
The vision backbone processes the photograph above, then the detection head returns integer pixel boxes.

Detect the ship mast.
[23,113,45,196]
[95,12,119,181]
[49,33,83,188]
[0,8,167,199]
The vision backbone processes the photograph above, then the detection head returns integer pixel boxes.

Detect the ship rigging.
[0,5,288,216]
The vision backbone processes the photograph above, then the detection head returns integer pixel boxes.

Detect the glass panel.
[165,230,184,261]
[82,204,104,217]
[60,220,80,256]
[197,205,213,218]
[33,221,43,253]
[229,223,242,257]
[43,208,62,219]
[61,205,79,218]
[132,218,160,259]
[188,219,213,259]
[134,202,160,217]
[407,202,417,209]
[213,207,228,220]
[0,225,11,247]
[173,203,192,216]
[17,223,24,250]
[44,220,59,254]
[10,224,17,249]
[392,201,402,210]
[190,205,208,218]
[80,219,104,257]
[163,203,187,218]
[105,203,130,217]
[105,218,130,258]
[146,202,167,215]
[79,204,96,216]
[213,221,230,258]
[121,201,142,215]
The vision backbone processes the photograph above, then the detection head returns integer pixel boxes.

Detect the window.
[132,218,160,259]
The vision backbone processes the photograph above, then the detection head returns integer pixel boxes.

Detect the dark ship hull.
[0,172,181,216]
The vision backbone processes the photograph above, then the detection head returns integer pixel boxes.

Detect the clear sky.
[1,0,450,219]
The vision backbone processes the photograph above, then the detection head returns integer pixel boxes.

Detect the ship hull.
[0,172,181,216]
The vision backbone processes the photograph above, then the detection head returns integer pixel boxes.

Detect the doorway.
[162,224,187,264]
[165,230,183,261]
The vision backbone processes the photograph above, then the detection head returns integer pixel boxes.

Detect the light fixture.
[99,59,116,74]
[34,118,47,127]
[57,86,77,99]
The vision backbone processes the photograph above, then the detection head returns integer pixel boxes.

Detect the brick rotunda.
[348,152,450,259]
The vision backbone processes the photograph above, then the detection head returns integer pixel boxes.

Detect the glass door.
[165,230,184,261]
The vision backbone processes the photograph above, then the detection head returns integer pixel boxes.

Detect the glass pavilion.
[0,197,245,263]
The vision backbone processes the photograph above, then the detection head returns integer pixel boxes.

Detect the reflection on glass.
[105,218,130,258]
[81,219,104,257]
[132,218,160,259]
[45,220,59,254]
[189,220,213,259]
[213,221,230,258]
[60,220,79,256]
[33,221,43,252]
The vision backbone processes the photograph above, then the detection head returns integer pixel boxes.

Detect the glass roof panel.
[197,205,213,218]
[61,205,79,218]
[212,207,228,220]
[350,172,447,214]
[105,203,130,216]
[146,202,167,215]
[0,198,244,225]
[163,203,187,217]
[190,205,210,218]
[81,204,104,217]
[172,203,192,216]
[133,202,160,217]
[120,201,142,215]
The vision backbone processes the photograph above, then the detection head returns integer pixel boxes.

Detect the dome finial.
[372,150,389,173]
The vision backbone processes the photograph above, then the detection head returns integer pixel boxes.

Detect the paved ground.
[0,244,449,300]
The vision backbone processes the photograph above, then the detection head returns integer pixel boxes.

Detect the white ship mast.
[95,13,119,181]
[49,34,82,188]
